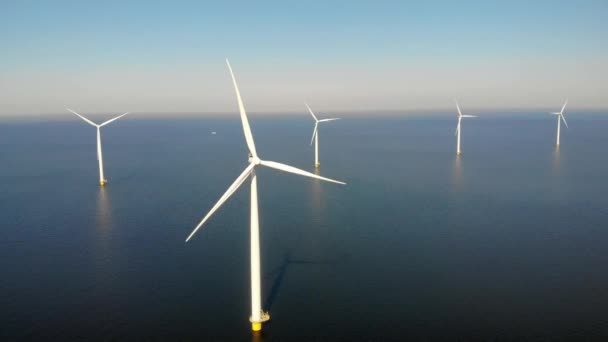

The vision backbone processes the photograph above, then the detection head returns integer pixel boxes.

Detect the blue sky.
[1,1,606,115]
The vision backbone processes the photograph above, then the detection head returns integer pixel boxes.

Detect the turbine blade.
[318,118,341,122]
[66,108,99,127]
[305,103,318,121]
[561,113,569,128]
[185,163,255,242]
[550,112,561,115]
[455,101,463,117]
[310,122,318,146]
[560,99,568,114]
[97,128,101,161]
[99,112,130,127]
[461,115,477,118]
[260,160,346,185]
[226,59,258,158]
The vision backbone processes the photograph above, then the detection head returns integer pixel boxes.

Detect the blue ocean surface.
[1,112,608,340]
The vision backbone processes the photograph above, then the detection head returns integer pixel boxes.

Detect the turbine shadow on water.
[108,166,140,185]
[263,252,336,311]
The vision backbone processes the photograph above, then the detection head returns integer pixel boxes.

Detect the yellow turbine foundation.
[250,312,270,332]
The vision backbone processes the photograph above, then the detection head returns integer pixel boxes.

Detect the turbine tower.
[305,104,340,168]
[67,108,129,186]
[185,60,346,333]
[455,101,477,156]
[551,100,569,146]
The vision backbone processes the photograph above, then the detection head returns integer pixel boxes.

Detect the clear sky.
[1,1,606,116]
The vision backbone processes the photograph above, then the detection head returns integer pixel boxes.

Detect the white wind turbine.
[67,108,129,186]
[455,101,477,156]
[185,60,346,333]
[305,104,340,168]
[551,100,569,146]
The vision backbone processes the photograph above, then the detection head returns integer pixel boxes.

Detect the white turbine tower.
[551,100,569,146]
[455,101,477,156]
[185,60,346,333]
[67,108,129,186]
[305,104,340,168]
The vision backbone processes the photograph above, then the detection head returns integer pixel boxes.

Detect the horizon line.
[1,107,606,123]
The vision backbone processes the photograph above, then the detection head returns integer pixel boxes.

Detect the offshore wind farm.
[1,1,608,341]
[3,110,608,340]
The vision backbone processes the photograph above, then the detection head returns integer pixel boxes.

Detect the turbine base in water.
[99,179,107,186]
[250,312,270,331]
[315,163,320,168]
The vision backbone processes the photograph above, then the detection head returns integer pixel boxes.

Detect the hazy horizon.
[2,107,608,123]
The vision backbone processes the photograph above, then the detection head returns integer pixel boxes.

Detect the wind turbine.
[455,101,477,156]
[305,104,340,168]
[66,108,129,186]
[185,60,346,333]
[551,100,569,146]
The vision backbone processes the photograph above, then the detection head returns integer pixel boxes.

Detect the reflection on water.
[451,156,463,191]
[550,146,564,200]
[96,187,113,238]
[311,168,323,215]
[251,331,265,342]
[94,187,115,283]
[552,146,561,171]
[306,167,326,259]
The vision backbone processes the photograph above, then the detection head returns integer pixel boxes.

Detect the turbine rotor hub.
[249,155,261,165]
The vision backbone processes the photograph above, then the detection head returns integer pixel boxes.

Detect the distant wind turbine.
[305,104,340,168]
[551,100,569,146]
[67,108,129,186]
[185,60,346,333]
[455,101,477,156]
